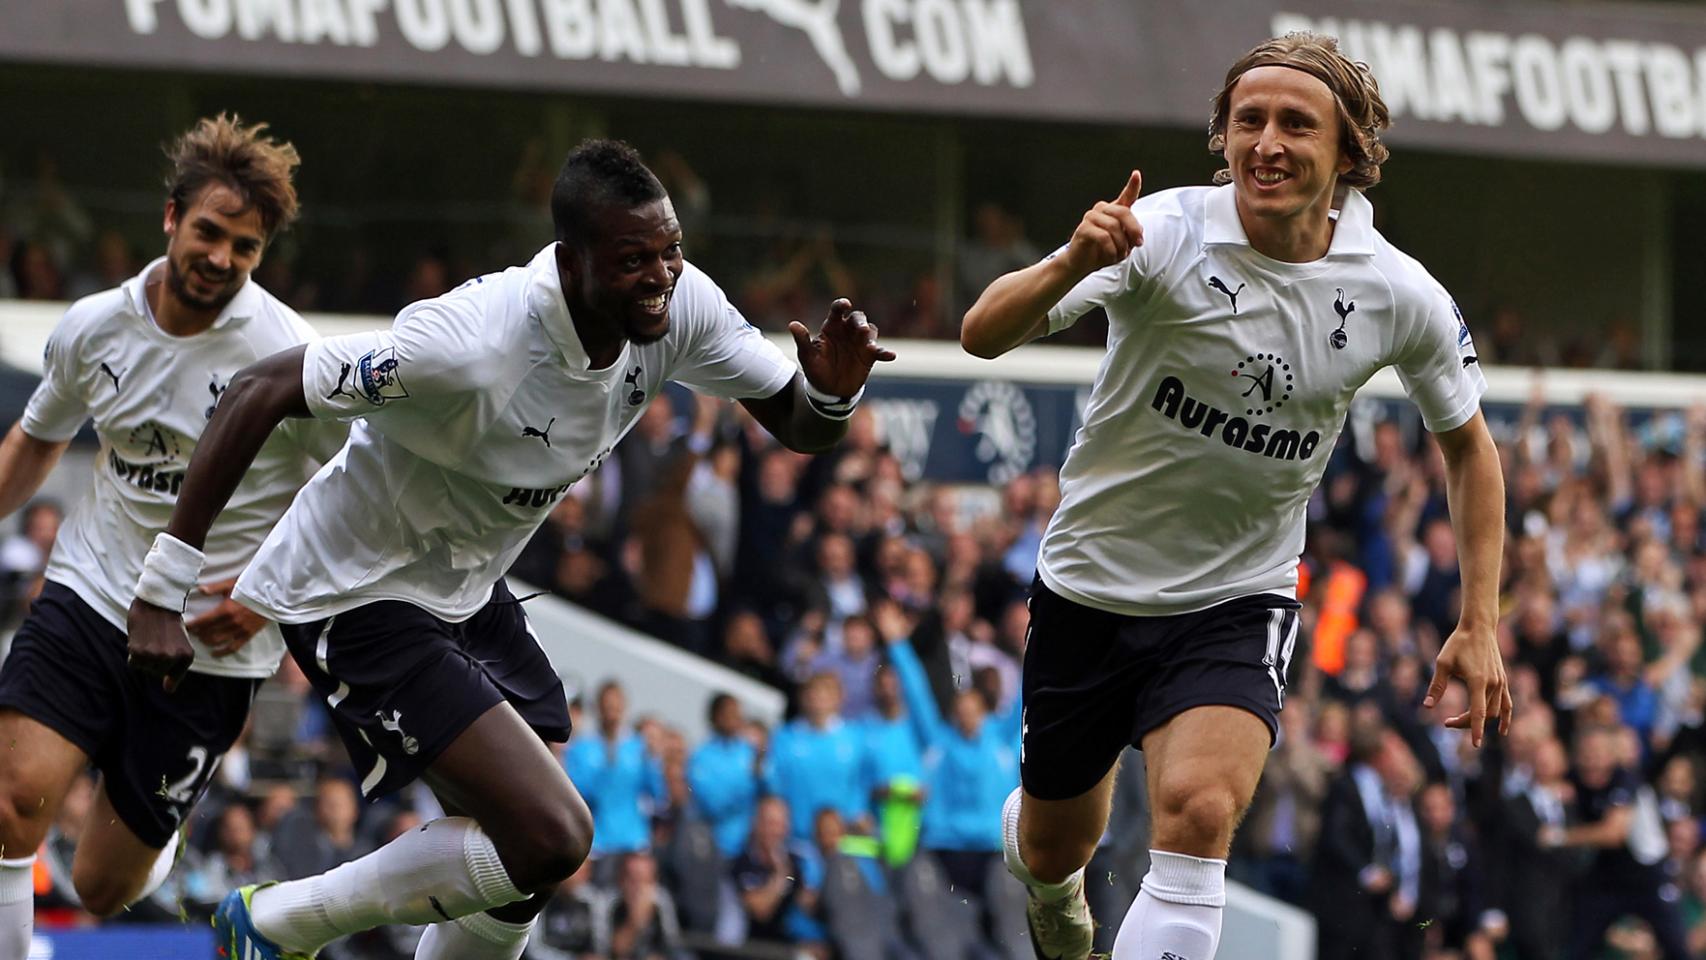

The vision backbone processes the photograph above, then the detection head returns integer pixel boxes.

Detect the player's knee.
[506,795,594,890]
[1156,783,1241,851]
[70,865,135,919]
[0,781,54,854]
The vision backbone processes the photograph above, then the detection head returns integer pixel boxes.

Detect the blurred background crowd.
[0,145,1660,371]
[5,343,1706,959]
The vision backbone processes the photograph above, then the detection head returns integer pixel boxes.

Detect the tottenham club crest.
[357,347,409,406]
[957,380,1036,485]
[1330,288,1355,350]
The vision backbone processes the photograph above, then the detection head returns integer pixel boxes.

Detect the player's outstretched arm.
[741,298,893,454]
[126,345,311,691]
[0,423,70,521]
[961,170,1144,359]
[1424,410,1511,746]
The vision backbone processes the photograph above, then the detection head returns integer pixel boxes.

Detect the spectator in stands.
[1588,614,1662,748]
[806,532,867,623]
[8,239,64,301]
[272,775,362,880]
[958,201,1039,315]
[530,861,612,960]
[1237,699,1333,905]
[809,612,881,718]
[631,393,727,654]
[0,497,60,623]
[609,851,685,960]
[1314,724,1422,960]
[880,606,1019,920]
[65,228,136,301]
[1557,724,1691,959]
[1499,734,1574,960]
[688,693,760,858]
[732,796,809,945]
[182,803,271,914]
[861,660,925,865]
[1415,781,1502,959]
[767,672,869,839]
[719,608,792,700]
[567,680,660,861]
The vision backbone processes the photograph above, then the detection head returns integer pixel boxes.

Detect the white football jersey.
[1037,185,1485,616]
[234,244,797,624]
[21,260,344,678]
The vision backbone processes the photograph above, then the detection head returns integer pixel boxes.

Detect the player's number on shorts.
[161,746,210,805]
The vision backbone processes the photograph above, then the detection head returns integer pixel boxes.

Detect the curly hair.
[164,114,301,237]
[551,139,668,247]
[1208,32,1391,190]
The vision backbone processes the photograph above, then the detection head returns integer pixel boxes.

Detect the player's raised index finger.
[1113,169,1143,207]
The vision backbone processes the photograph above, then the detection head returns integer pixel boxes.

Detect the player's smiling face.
[1223,66,1353,229]
[570,198,684,346]
[162,183,266,313]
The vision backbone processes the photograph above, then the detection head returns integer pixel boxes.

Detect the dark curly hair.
[1208,32,1391,190]
[551,139,668,247]
[164,114,301,237]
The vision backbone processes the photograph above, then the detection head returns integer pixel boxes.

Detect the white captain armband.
[134,532,206,613]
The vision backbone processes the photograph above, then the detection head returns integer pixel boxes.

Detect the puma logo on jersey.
[1330,288,1355,350]
[1207,276,1245,313]
[1462,355,1479,367]
[99,362,124,393]
[522,418,556,447]
[326,362,359,401]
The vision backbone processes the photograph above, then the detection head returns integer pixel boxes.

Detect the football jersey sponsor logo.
[357,347,409,405]
[1150,361,1322,463]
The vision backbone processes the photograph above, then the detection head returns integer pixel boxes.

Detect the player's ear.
[162,199,180,237]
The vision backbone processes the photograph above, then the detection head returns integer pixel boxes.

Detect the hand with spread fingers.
[126,598,196,693]
[789,298,895,401]
[185,577,269,657]
[1425,624,1513,748]
[1062,169,1146,277]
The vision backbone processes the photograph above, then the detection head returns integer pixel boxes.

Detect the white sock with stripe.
[250,817,526,954]
[414,912,534,959]
[0,857,33,960]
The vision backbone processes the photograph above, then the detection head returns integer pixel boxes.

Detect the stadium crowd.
[3,359,1703,960]
[3,148,1704,960]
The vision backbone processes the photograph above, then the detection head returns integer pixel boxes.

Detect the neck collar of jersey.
[1202,182,1377,258]
[527,243,627,376]
[123,257,260,334]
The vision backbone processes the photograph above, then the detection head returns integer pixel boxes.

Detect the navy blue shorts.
[1019,578,1300,801]
[281,579,572,800]
[0,581,258,848]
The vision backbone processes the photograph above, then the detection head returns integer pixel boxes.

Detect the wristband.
[135,532,206,613]
[803,379,864,420]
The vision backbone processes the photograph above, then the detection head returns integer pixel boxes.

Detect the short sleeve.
[668,265,796,401]
[1043,247,1137,336]
[1394,285,1486,434]
[20,313,90,442]
[302,301,486,422]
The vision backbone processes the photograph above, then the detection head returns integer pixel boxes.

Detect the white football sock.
[1001,787,1084,903]
[414,912,533,960]
[0,856,33,960]
[1113,850,1226,960]
[250,817,526,955]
